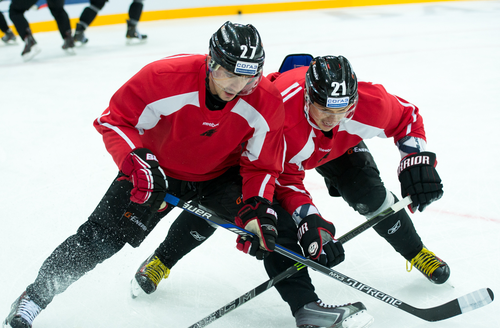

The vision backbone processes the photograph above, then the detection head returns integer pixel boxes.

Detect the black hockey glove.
[297,214,345,268]
[119,148,168,212]
[398,151,443,213]
[235,197,278,260]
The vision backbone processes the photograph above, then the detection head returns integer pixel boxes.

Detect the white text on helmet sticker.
[327,97,349,108]
[235,61,258,75]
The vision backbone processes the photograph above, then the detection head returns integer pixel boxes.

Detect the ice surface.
[1,1,499,327]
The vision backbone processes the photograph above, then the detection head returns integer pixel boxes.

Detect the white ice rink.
[1,1,499,327]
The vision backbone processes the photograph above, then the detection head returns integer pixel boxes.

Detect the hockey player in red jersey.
[3,21,285,328]
[257,54,447,326]
[130,55,447,328]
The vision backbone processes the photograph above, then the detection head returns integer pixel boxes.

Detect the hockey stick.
[187,196,411,328]
[164,194,494,322]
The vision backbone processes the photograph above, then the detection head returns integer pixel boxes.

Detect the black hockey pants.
[25,167,244,309]
[78,0,143,28]
[264,141,424,316]
[315,141,423,260]
[154,190,320,316]
[9,0,71,39]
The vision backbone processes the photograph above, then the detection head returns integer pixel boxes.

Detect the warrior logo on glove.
[397,153,431,173]
[397,151,443,213]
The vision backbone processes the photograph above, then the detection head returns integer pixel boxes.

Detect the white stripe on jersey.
[395,96,417,135]
[99,122,137,150]
[339,119,388,139]
[289,129,316,171]
[136,91,200,133]
[258,174,272,199]
[231,98,270,162]
[276,179,311,199]
[281,82,302,102]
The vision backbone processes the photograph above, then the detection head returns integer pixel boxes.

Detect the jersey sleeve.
[93,64,159,169]
[239,89,286,203]
[383,93,426,144]
[275,160,314,215]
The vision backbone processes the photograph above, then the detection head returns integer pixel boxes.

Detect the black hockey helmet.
[305,56,358,109]
[209,21,265,76]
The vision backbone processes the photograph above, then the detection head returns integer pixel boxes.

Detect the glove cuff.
[121,148,158,176]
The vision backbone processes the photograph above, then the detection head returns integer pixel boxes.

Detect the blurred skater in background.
[74,0,147,46]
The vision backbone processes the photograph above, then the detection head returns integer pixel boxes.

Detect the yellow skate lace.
[145,256,170,286]
[406,247,442,276]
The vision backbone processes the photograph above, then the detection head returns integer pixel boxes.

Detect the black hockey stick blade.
[164,194,495,322]
[187,197,410,327]
[401,287,494,321]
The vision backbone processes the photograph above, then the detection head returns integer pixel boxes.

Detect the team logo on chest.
[317,150,331,164]
[201,122,219,136]
[201,128,218,136]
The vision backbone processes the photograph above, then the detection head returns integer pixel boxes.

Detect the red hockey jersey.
[94,54,285,202]
[270,66,426,214]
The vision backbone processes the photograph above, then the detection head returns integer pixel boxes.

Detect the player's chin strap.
[163,194,494,326]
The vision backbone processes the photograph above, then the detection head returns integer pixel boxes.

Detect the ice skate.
[21,29,40,62]
[295,300,374,328]
[2,291,42,328]
[73,23,88,46]
[1,29,17,44]
[131,254,170,298]
[126,19,147,44]
[407,246,450,284]
[62,30,75,55]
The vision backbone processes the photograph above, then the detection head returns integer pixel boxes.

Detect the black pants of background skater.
[9,0,70,39]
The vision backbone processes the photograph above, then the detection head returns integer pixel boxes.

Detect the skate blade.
[74,41,88,47]
[22,45,41,62]
[64,47,76,55]
[126,38,147,45]
[340,310,374,328]
[130,277,145,299]
[2,40,18,46]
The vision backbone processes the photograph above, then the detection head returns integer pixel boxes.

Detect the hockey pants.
[315,141,423,261]
[9,0,71,39]
[25,167,243,309]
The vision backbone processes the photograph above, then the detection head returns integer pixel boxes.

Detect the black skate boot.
[73,23,88,46]
[130,254,170,298]
[126,19,147,44]
[21,28,40,62]
[295,300,374,328]
[62,30,75,54]
[407,246,450,284]
[3,291,42,328]
[1,29,17,44]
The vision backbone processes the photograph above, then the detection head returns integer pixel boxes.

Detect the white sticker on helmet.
[235,61,258,75]
[326,97,349,108]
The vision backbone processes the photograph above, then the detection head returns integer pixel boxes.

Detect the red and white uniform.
[269,66,426,214]
[94,54,285,202]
